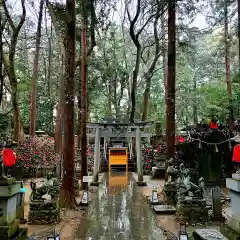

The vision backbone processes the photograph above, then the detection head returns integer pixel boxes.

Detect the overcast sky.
[9,0,208,30]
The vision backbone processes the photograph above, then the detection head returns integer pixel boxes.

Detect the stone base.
[210,214,225,222]
[90,181,100,186]
[0,177,16,186]
[11,228,28,240]
[193,229,227,240]
[232,173,240,181]
[163,182,177,202]
[150,201,160,205]
[151,167,165,179]
[153,205,176,214]
[28,209,60,224]
[79,201,89,206]
[176,198,208,222]
[220,224,240,240]
[136,181,147,186]
[0,219,20,238]
[16,206,24,220]
[226,211,240,234]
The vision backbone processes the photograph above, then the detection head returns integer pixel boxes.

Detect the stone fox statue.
[30,172,60,200]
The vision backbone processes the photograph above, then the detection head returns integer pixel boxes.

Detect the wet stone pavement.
[74,172,165,240]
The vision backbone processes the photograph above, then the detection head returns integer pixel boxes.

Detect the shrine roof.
[87,121,154,128]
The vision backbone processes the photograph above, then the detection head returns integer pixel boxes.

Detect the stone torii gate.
[87,121,153,186]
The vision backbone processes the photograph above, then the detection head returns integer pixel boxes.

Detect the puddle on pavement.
[74,172,165,239]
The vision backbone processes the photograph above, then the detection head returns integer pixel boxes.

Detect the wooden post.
[92,127,100,185]
[136,127,143,183]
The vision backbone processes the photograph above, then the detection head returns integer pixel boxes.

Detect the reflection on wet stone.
[74,172,165,239]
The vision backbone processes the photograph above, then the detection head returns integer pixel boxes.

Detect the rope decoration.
[186,133,240,151]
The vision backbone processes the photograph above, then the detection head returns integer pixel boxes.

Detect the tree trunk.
[224,0,234,129]
[61,0,76,208]
[2,0,26,142]
[55,103,60,152]
[77,81,81,149]
[166,0,176,162]
[238,0,240,73]
[55,50,65,152]
[130,47,141,123]
[0,13,3,106]
[80,0,88,190]
[47,16,53,132]
[162,11,167,109]
[29,0,44,136]
[193,77,198,125]
[2,89,7,113]
[142,3,161,121]
[142,81,150,122]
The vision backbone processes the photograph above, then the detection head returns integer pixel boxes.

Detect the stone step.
[193,229,228,240]
[220,224,240,240]
[153,205,176,214]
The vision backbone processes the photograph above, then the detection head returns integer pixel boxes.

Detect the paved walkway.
[74,172,165,239]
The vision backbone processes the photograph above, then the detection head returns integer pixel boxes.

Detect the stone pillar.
[0,178,28,238]
[103,137,107,167]
[136,127,143,183]
[92,128,100,185]
[220,174,240,238]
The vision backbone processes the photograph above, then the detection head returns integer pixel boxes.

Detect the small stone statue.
[177,175,205,199]
[167,158,179,182]
[30,173,60,201]
[0,155,6,179]
[178,163,189,182]
[44,171,54,186]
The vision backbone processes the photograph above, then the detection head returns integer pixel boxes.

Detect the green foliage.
[0,113,11,144]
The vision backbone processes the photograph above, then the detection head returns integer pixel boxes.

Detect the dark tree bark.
[77,0,96,149]
[224,0,234,129]
[45,8,54,133]
[29,0,44,136]
[166,0,176,163]
[162,10,167,107]
[61,0,76,208]
[80,0,88,190]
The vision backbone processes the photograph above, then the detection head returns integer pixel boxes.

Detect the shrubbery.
[15,137,58,176]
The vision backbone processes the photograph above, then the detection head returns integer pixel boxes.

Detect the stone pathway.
[74,172,165,239]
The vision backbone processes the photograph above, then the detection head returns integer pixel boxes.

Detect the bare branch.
[2,0,16,30]
[126,0,141,46]
[136,14,155,38]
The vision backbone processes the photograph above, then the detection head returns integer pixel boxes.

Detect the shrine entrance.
[87,121,153,186]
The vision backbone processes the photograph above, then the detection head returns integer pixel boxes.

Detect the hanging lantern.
[215,145,219,152]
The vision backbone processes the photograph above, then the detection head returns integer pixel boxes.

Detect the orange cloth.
[2,148,16,167]
[232,144,240,163]
[209,121,218,129]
